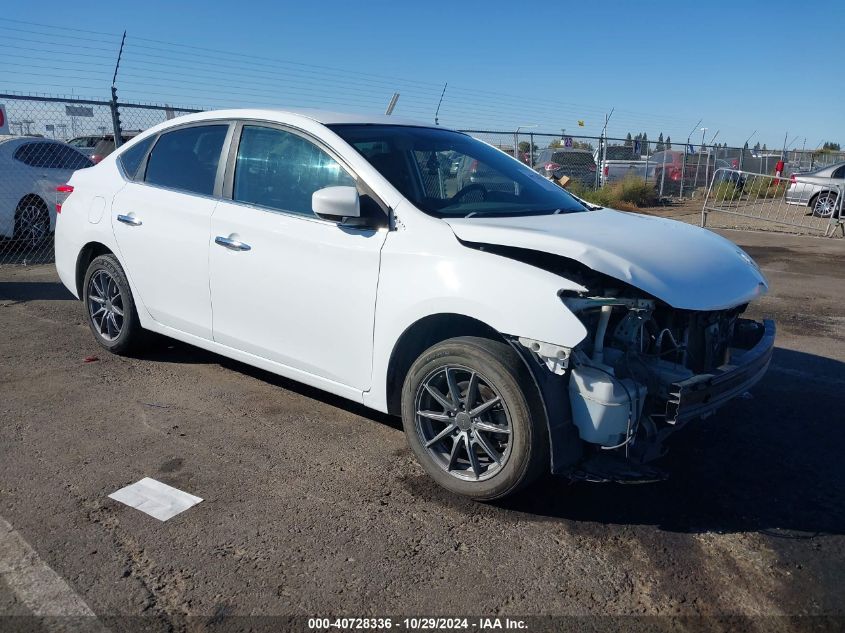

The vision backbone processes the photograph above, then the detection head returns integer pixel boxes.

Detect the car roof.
[159,108,432,128]
[0,135,53,146]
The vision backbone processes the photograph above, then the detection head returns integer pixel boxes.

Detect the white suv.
[55,109,774,499]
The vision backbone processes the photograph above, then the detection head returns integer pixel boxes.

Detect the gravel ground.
[1,229,843,633]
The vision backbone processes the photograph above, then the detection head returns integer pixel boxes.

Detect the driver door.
[209,123,388,393]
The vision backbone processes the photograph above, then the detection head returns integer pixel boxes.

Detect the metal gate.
[701,168,844,237]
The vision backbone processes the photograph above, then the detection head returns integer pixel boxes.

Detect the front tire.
[82,254,143,355]
[401,336,548,500]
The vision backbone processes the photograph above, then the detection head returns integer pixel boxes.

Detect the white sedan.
[55,109,774,499]
[0,136,92,247]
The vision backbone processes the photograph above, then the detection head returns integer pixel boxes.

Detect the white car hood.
[444,209,768,311]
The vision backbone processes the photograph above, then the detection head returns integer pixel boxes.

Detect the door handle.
[117,214,142,226]
[215,236,251,251]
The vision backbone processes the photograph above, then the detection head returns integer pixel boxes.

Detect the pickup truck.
[594,146,651,186]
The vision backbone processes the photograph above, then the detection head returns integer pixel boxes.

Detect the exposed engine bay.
[547,293,773,478]
[493,244,776,480]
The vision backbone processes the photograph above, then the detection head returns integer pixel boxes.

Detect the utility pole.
[704,129,719,187]
[680,118,702,197]
[740,130,757,171]
[693,127,707,190]
[598,108,614,188]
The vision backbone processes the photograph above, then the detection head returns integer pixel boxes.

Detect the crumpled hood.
[444,209,768,311]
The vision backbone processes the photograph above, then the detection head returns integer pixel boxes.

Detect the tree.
[754,142,761,151]
[665,135,671,149]
[656,132,665,152]
[624,132,633,147]
[548,139,562,149]
[762,143,767,151]
[822,141,841,151]
[518,141,536,154]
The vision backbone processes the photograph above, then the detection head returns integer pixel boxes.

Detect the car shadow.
[141,340,845,536]
[494,347,845,536]
[0,281,74,301]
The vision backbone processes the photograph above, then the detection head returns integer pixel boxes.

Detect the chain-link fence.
[462,129,845,199]
[0,93,200,265]
[702,168,843,237]
[2,92,844,268]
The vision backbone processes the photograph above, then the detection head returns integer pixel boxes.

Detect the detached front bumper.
[665,319,775,426]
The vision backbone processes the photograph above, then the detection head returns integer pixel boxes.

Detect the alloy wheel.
[414,365,512,481]
[87,269,125,341]
[17,203,50,248]
[814,193,838,218]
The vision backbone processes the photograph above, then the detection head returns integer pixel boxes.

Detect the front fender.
[365,217,589,412]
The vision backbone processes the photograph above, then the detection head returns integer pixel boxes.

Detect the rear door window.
[144,125,228,196]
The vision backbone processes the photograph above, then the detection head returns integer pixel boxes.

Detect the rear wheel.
[811,191,839,218]
[83,254,144,354]
[14,197,50,249]
[401,336,548,500]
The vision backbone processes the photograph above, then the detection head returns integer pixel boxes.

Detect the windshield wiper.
[463,209,563,218]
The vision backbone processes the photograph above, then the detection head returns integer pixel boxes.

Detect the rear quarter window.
[118,136,156,180]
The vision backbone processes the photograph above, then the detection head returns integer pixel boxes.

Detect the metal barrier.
[701,168,844,237]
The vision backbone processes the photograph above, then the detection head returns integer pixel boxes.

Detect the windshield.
[328,124,588,218]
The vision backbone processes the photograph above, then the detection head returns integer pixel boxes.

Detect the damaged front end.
[516,288,775,483]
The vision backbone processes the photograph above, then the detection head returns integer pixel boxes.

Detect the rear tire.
[811,192,838,218]
[14,197,51,249]
[401,336,548,501]
[82,254,144,355]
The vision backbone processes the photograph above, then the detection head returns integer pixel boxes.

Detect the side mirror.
[312,186,360,221]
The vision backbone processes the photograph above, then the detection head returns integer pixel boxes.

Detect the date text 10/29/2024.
[308,617,529,631]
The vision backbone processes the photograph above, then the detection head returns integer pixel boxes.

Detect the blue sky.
[1,0,842,148]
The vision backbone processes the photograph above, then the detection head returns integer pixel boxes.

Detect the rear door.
[111,123,231,339]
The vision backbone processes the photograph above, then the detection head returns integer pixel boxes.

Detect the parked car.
[649,150,685,188]
[0,136,93,247]
[67,133,139,164]
[785,162,845,218]
[534,148,597,186]
[55,109,774,499]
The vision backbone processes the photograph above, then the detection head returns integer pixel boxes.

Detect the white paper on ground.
[108,477,203,521]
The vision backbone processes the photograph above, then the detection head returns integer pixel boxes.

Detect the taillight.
[56,184,73,213]
[468,159,479,173]
[91,155,104,164]
[544,162,561,172]
[602,166,608,176]
[790,174,796,184]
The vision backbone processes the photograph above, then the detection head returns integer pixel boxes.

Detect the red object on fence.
[774,160,785,184]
